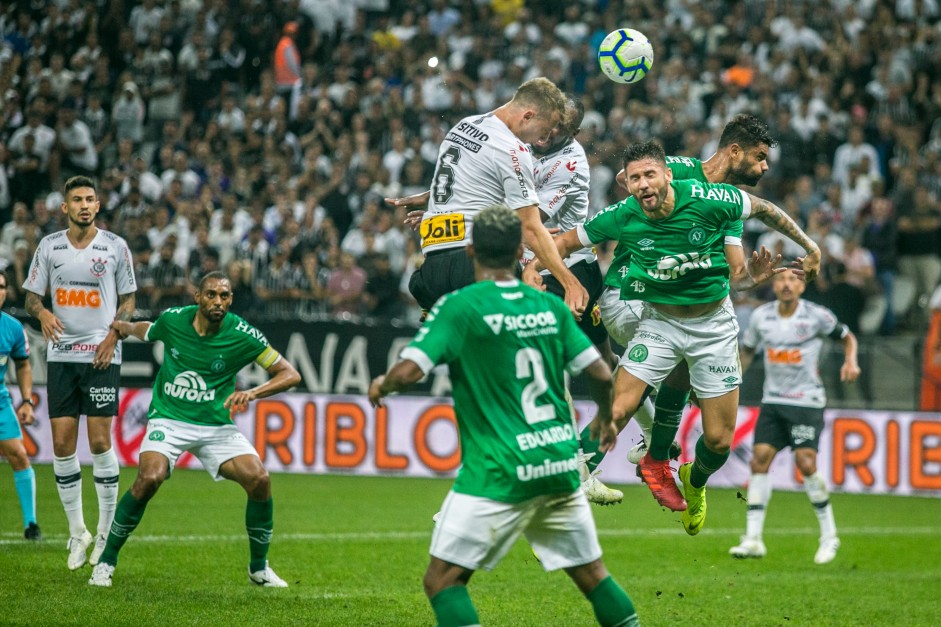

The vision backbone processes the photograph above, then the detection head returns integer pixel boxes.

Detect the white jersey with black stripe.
[533,138,594,271]
[743,299,845,409]
[22,229,137,363]
[420,113,538,254]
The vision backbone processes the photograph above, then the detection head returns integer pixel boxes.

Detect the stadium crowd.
[1,0,940,336]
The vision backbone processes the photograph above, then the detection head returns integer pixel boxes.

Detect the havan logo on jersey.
[483,310,559,337]
[164,370,217,402]
[646,252,712,281]
[689,183,741,204]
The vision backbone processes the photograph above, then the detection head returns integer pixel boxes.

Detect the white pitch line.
[0,526,934,546]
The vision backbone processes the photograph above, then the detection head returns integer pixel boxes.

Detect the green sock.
[246,498,274,573]
[690,436,730,488]
[579,424,606,471]
[100,491,149,566]
[587,576,639,627]
[429,585,480,627]
[650,384,688,460]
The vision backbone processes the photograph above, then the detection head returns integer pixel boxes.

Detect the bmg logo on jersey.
[164,370,217,403]
[55,288,101,307]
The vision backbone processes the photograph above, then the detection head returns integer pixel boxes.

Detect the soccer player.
[391,95,623,504]
[88,272,301,588]
[539,114,783,502]
[556,140,820,535]
[730,269,859,564]
[368,206,639,627]
[0,273,41,540]
[23,175,137,569]
[405,77,588,319]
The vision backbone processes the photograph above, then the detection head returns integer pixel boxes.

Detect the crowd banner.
[14,387,941,498]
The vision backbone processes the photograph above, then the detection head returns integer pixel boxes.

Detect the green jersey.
[601,156,744,290]
[145,306,280,426]
[581,179,751,306]
[400,280,599,503]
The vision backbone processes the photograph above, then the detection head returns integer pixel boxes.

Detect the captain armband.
[828,323,850,341]
[255,346,282,369]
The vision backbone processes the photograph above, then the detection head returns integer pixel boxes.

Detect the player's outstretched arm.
[728,244,786,291]
[745,194,821,282]
[385,192,430,231]
[224,356,302,411]
[517,205,588,318]
[839,330,861,383]
[368,359,424,408]
[94,292,137,369]
[521,228,584,286]
[584,358,617,453]
[110,320,152,342]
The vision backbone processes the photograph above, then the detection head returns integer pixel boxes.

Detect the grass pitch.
[0,465,937,626]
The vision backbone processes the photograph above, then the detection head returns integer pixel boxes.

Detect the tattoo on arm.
[748,195,819,252]
[115,293,136,322]
[24,292,44,318]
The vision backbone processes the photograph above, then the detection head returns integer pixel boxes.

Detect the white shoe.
[88,562,115,587]
[249,562,288,587]
[67,530,94,570]
[626,441,648,465]
[582,471,624,505]
[814,536,840,564]
[729,536,767,559]
[89,534,107,566]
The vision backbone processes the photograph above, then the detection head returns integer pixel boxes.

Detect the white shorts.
[620,299,741,399]
[139,418,259,481]
[430,490,602,572]
[598,288,644,348]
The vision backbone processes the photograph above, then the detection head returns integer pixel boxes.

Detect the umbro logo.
[638,238,654,250]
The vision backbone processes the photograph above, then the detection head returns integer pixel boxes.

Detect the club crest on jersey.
[211,358,226,373]
[688,227,706,245]
[90,258,108,277]
[795,323,810,339]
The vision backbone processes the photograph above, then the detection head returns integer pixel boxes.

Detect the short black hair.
[198,270,230,291]
[622,140,666,168]
[62,175,97,196]
[472,205,522,268]
[718,113,776,150]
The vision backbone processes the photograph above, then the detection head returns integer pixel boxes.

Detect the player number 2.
[433,146,461,204]
[516,348,554,425]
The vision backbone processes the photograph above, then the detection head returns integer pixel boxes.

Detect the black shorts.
[408,247,476,311]
[47,361,120,418]
[542,259,608,346]
[753,403,825,452]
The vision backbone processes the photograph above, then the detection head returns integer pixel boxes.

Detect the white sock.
[92,448,120,537]
[745,473,772,540]
[53,453,87,538]
[804,472,837,540]
[632,396,656,443]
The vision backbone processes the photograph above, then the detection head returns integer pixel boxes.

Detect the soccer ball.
[598,28,654,84]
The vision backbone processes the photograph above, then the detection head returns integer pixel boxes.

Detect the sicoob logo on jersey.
[90,258,108,278]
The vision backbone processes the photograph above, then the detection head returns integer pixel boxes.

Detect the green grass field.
[0,465,937,626]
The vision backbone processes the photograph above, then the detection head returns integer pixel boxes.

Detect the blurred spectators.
[0,0,939,334]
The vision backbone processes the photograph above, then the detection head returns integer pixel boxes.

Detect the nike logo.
[95,402,110,408]
[54,262,65,270]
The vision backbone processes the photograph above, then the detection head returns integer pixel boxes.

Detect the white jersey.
[533,139,595,272]
[23,229,137,364]
[421,113,538,254]
[743,299,846,409]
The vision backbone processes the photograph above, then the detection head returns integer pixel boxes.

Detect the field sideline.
[0,465,937,626]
